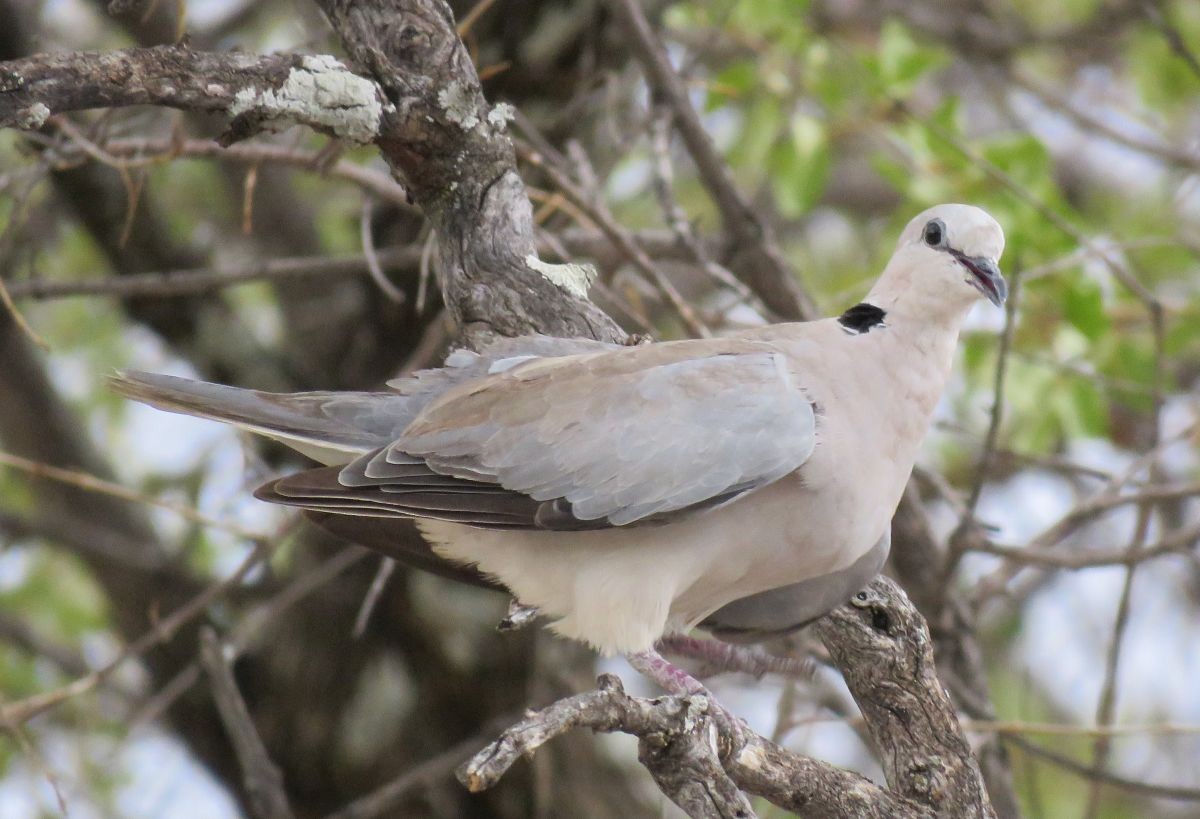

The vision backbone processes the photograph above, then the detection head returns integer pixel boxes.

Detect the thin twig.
[603,0,817,320]
[0,154,52,351]
[455,0,501,37]
[352,556,396,638]
[5,231,702,302]
[324,717,519,819]
[1004,734,1200,802]
[0,449,269,541]
[966,518,1200,569]
[1083,297,1168,817]
[970,423,1196,605]
[44,136,415,210]
[201,628,297,819]
[6,248,423,301]
[1142,0,1200,81]
[517,142,711,337]
[131,547,368,730]
[1011,71,1200,173]
[647,109,754,301]
[0,705,70,815]
[359,199,408,303]
[1,534,281,726]
[946,269,1021,575]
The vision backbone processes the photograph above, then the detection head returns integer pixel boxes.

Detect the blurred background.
[1,0,1199,817]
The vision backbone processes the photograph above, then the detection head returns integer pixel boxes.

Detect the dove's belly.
[419,467,897,655]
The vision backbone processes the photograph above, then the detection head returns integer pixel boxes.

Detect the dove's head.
[872,204,1006,320]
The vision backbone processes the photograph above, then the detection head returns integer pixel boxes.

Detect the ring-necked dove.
[111,203,1005,697]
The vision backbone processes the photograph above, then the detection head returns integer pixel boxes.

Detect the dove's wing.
[262,338,817,530]
[109,334,623,465]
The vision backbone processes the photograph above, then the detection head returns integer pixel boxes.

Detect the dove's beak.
[952,251,1007,307]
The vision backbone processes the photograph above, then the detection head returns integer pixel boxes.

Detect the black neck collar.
[837,303,887,334]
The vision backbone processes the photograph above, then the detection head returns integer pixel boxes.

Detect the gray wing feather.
[109,371,411,460]
[387,343,817,526]
[116,334,817,532]
[111,334,621,464]
[386,335,622,394]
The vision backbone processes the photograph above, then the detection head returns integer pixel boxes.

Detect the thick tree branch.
[813,579,996,818]
[462,673,919,819]
[0,45,386,143]
[890,485,1023,818]
[466,578,993,818]
[312,0,627,348]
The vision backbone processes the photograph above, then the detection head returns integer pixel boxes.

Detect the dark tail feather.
[302,510,503,591]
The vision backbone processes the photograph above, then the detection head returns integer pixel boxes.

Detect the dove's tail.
[109,371,400,465]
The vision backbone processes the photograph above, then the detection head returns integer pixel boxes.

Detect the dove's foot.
[625,648,748,750]
[657,634,817,680]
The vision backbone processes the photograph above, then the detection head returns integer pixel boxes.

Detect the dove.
[111,203,1005,697]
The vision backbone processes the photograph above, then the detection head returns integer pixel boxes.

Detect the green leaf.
[707,61,757,109]
[981,135,1052,192]
[728,97,783,173]
[876,19,949,96]
[770,113,830,217]
[1062,277,1109,341]
[1070,378,1109,438]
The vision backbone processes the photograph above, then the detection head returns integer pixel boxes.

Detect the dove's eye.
[923,219,946,248]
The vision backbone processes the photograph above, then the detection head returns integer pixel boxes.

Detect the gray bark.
[464,579,995,818]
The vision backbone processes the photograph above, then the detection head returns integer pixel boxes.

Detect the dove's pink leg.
[657,634,816,680]
[626,648,708,696]
[625,648,748,746]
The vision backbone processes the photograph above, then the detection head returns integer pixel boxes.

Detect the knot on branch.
[817,576,932,677]
[814,577,995,817]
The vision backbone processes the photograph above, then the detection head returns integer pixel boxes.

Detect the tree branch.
[461,673,916,819]
[200,628,297,819]
[465,578,994,818]
[813,579,996,818]
[0,45,386,143]
[311,0,627,348]
[3,229,701,301]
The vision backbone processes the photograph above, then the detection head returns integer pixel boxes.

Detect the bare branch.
[4,230,700,302]
[0,609,92,679]
[647,109,754,302]
[467,578,995,818]
[0,535,278,727]
[325,727,505,819]
[1004,733,1200,802]
[131,548,368,732]
[813,578,996,818]
[0,448,268,541]
[461,673,924,819]
[200,628,297,819]
[517,140,711,337]
[311,0,626,348]
[966,521,1200,569]
[0,46,386,143]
